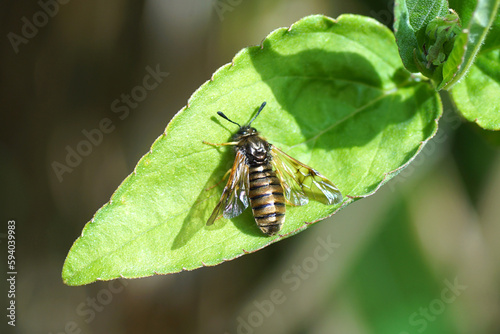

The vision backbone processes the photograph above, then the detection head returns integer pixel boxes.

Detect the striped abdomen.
[248,163,285,236]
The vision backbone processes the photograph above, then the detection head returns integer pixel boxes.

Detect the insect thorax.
[237,133,271,166]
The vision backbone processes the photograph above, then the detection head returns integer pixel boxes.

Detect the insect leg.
[203,141,238,191]
[202,141,239,146]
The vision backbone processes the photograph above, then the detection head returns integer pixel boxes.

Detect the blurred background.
[1,0,499,333]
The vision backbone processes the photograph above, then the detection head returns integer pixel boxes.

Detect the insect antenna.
[248,101,266,126]
[217,111,241,128]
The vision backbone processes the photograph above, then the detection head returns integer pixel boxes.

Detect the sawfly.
[204,102,342,236]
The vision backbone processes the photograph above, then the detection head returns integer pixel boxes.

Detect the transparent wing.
[207,151,249,225]
[270,146,342,206]
[271,150,309,206]
[223,155,249,219]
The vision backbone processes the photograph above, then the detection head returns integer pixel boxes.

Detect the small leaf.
[438,0,500,90]
[62,15,442,286]
[394,0,450,73]
[423,11,462,67]
[413,9,463,80]
[395,0,500,90]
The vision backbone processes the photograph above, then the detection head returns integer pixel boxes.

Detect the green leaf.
[450,11,500,130]
[451,48,500,129]
[394,0,450,73]
[438,0,500,90]
[62,14,442,286]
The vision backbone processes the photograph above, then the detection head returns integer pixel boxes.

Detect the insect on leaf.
[62,14,441,286]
